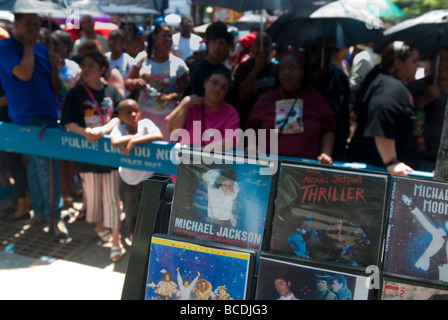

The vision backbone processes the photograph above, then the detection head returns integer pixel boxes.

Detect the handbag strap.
[82,83,106,125]
[278,96,300,134]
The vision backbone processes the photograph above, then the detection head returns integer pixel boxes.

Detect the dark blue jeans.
[23,117,62,223]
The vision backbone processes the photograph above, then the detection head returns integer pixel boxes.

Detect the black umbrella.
[267,1,384,51]
[192,0,323,49]
[375,9,448,67]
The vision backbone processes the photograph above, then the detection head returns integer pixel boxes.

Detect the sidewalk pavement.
[0,203,132,300]
[0,251,126,300]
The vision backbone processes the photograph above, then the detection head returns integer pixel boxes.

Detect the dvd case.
[270,161,389,268]
[255,253,372,300]
[381,273,448,300]
[144,234,256,300]
[383,176,448,282]
[168,149,277,254]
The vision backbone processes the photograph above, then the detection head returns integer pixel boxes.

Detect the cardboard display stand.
[121,175,173,300]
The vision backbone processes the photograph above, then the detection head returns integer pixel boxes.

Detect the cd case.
[270,161,389,268]
[255,252,373,300]
[168,149,277,253]
[383,176,448,283]
[381,273,448,300]
[144,233,256,300]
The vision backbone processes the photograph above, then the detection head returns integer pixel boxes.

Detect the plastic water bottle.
[146,84,158,98]
[4,243,14,253]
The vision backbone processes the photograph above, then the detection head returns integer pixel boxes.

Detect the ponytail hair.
[380,41,415,78]
[146,22,170,58]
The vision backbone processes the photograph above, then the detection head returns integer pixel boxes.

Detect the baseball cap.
[239,32,257,48]
[202,21,233,44]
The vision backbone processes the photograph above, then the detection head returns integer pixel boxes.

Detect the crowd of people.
[0,8,447,263]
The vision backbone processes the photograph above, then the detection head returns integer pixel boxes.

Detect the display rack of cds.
[122,151,448,300]
[122,148,278,300]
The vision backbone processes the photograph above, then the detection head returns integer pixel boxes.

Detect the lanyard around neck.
[82,83,106,125]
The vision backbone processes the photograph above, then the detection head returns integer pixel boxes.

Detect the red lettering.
[356,188,366,202]
[340,187,347,202]
[318,186,328,203]
[331,186,339,201]
[299,185,367,203]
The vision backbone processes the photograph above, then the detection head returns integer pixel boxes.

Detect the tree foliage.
[392,0,446,21]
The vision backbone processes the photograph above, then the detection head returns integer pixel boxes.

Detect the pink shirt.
[246,87,336,159]
[181,101,240,148]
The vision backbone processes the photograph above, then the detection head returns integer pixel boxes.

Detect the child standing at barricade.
[110,99,163,241]
[61,51,124,262]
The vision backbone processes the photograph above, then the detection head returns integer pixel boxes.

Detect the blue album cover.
[255,255,371,300]
[168,152,275,253]
[383,176,448,283]
[270,162,388,268]
[145,235,254,300]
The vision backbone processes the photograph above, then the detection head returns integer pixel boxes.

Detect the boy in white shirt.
[110,99,163,239]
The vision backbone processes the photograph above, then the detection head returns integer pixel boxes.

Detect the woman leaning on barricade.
[348,41,420,176]
[165,67,240,151]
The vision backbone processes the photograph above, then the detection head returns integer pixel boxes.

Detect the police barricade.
[0,120,434,200]
[0,121,178,174]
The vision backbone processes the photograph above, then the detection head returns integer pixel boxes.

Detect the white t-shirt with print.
[132,52,189,140]
[133,52,189,115]
[110,118,159,185]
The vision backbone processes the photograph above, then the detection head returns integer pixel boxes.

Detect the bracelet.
[384,158,399,167]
